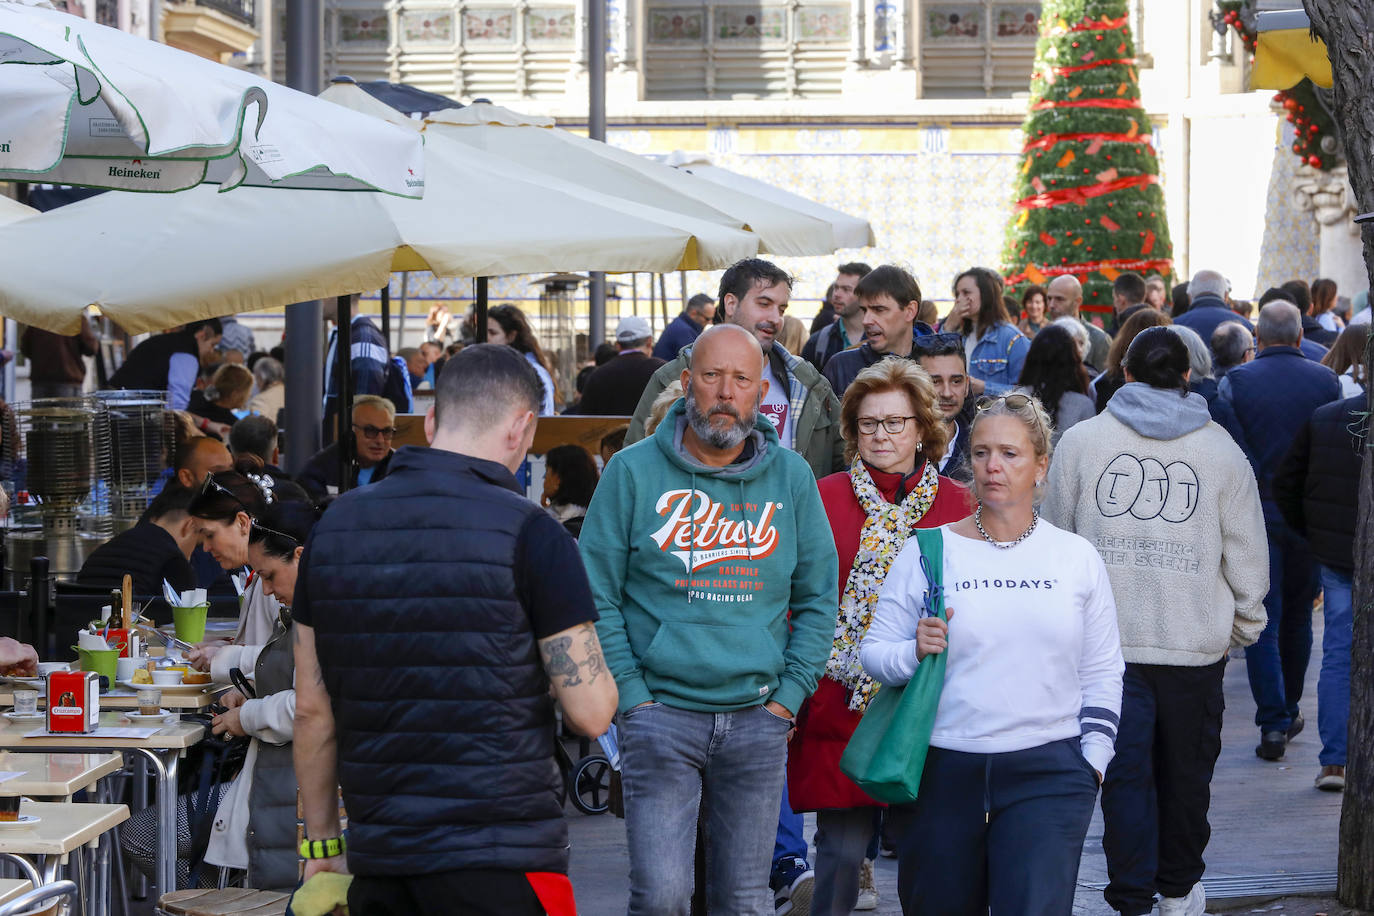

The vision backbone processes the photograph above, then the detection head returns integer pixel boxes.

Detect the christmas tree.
[1002,0,1174,324]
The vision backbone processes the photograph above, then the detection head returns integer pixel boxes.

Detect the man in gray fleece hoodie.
[1043,327,1268,916]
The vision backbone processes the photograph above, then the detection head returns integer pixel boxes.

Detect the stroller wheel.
[568,754,612,815]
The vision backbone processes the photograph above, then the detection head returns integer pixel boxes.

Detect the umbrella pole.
[337,294,355,493]
[380,283,391,349]
[475,277,489,346]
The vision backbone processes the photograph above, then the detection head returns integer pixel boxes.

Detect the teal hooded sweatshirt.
[580,398,840,716]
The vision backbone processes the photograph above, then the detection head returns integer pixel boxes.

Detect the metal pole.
[282,0,324,477]
[380,283,391,349]
[587,0,607,347]
[335,295,354,493]
[475,277,489,344]
[2,319,15,402]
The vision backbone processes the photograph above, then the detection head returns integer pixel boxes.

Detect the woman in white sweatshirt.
[1044,327,1267,916]
[203,493,319,890]
[861,393,1124,916]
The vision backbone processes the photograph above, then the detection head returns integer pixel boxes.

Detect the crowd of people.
[6,254,1364,916]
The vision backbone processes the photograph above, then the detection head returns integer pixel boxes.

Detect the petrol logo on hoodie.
[650,489,782,572]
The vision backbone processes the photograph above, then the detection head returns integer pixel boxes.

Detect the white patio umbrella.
[0,0,425,195]
[661,151,875,250]
[417,99,844,256]
[0,103,758,334]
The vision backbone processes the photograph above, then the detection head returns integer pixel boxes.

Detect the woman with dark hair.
[790,359,970,915]
[541,444,599,536]
[1046,326,1267,916]
[1015,324,1094,445]
[1311,278,1342,334]
[1321,323,1367,398]
[203,490,321,890]
[1093,309,1172,413]
[1018,285,1048,338]
[487,303,558,415]
[944,267,1030,397]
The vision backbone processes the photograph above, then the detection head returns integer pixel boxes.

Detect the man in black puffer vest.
[1274,393,1364,793]
[292,345,618,916]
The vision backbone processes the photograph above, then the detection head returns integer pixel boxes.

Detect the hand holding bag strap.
[839,527,947,804]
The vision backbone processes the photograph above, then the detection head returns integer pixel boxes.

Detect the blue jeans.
[772,782,807,869]
[619,702,792,916]
[1318,565,1353,766]
[1246,513,1317,733]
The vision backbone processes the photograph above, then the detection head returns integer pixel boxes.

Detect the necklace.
[974,505,1038,549]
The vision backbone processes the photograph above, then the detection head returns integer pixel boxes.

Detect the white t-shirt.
[760,359,795,449]
[860,520,1124,777]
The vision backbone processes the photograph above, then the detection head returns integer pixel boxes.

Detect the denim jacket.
[968,322,1030,395]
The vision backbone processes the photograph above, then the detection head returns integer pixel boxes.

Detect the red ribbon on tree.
[1022,130,1153,153]
[1032,97,1141,110]
[1051,57,1137,75]
[1006,256,1175,287]
[1016,173,1159,210]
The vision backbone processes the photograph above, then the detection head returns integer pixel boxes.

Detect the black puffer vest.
[303,446,566,876]
[246,616,297,890]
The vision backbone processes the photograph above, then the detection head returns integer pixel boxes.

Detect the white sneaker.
[1157,883,1206,916]
[853,858,879,911]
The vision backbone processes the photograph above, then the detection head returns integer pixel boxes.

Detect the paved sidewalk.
[568,611,1343,915]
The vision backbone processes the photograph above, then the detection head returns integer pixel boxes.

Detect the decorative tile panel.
[993,4,1038,39]
[463,8,513,42]
[527,7,575,42]
[401,9,454,44]
[796,6,849,41]
[340,8,388,43]
[873,0,896,52]
[716,6,786,41]
[647,6,705,42]
[924,4,981,41]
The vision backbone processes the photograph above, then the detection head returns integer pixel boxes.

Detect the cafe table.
[0,752,123,799]
[0,683,229,712]
[0,877,32,905]
[0,801,127,916]
[0,711,204,899]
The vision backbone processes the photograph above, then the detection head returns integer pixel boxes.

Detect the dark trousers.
[1246,513,1317,733]
[1101,660,1226,915]
[890,739,1098,915]
[347,868,563,916]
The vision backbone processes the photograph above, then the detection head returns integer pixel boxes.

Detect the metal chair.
[0,880,78,916]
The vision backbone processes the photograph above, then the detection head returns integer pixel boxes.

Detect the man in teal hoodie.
[581,324,839,914]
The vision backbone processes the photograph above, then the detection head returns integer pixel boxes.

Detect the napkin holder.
[46,671,99,733]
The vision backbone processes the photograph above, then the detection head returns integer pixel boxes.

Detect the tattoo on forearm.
[542,637,582,686]
[579,623,606,685]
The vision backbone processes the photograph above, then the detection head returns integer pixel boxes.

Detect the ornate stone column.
[1292,163,1368,298]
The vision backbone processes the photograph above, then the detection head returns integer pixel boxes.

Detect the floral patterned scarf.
[825,458,940,712]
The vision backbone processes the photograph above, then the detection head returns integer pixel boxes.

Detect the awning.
[1252,9,1332,90]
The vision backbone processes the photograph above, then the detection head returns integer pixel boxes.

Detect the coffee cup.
[136,688,162,716]
[151,670,182,687]
[11,690,37,716]
[0,795,20,822]
[116,657,138,684]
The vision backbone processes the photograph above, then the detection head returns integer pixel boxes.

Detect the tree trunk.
[1303,2,1374,908]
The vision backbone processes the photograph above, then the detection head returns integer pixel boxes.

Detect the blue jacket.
[1190,376,1250,464]
[967,322,1030,395]
[1173,295,1252,345]
[653,311,704,361]
[1219,346,1341,502]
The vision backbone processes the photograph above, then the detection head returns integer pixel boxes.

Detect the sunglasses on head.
[201,474,299,548]
[974,393,1047,442]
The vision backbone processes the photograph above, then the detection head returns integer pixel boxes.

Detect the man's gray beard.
[686,389,756,450]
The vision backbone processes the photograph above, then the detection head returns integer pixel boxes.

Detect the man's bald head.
[690,323,766,372]
[1046,275,1084,319]
[175,437,232,489]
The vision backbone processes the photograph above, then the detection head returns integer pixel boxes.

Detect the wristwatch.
[299,835,346,859]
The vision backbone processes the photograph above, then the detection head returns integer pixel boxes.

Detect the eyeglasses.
[857,415,919,435]
[911,332,965,352]
[200,474,252,517]
[352,423,397,441]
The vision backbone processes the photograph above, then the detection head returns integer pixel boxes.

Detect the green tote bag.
[838,527,947,804]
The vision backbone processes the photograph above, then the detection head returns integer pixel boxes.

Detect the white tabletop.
[0,752,123,797]
[0,878,31,904]
[0,684,227,711]
[0,712,204,751]
[0,801,127,856]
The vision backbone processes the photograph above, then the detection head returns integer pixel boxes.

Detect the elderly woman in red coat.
[787,358,971,915]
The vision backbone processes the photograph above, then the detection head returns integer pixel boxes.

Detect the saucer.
[0,815,40,829]
[125,711,171,722]
[3,711,44,723]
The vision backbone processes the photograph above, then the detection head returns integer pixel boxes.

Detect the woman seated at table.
[185,460,305,654]
[787,359,971,915]
[860,393,1124,915]
[202,491,319,890]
